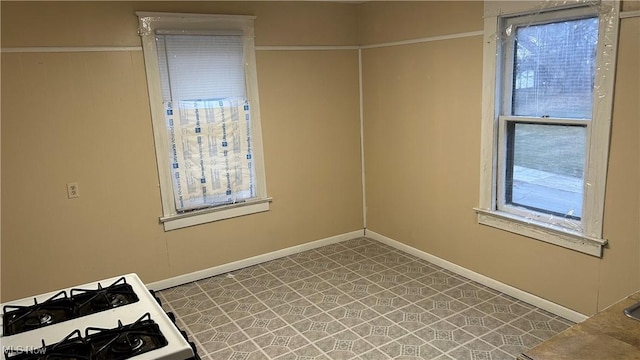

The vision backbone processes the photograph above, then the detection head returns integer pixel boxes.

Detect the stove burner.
[110,336,145,354]
[23,311,53,327]
[2,291,75,336]
[109,294,128,307]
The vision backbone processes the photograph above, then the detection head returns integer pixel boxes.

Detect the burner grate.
[2,291,75,337]
[2,277,139,336]
[3,314,167,360]
[70,277,139,317]
[87,313,168,360]
[3,329,91,360]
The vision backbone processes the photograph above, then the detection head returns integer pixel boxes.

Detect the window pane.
[506,123,585,219]
[512,17,598,119]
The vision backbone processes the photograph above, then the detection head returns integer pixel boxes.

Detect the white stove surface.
[0,273,194,360]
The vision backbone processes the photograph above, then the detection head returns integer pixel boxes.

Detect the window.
[137,12,270,231]
[476,2,620,256]
[514,70,534,89]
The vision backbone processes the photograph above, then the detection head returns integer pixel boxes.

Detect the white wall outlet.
[67,182,80,199]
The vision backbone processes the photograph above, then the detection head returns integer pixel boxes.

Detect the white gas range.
[0,273,198,360]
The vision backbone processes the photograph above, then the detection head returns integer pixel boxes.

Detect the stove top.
[0,274,194,360]
[3,277,139,336]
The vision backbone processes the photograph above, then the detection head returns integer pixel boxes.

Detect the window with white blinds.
[476,2,620,256]
[138,13,269,231]
[497,10,598,224]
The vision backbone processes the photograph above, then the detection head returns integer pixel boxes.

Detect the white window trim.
[137,12,270,231]
[476,1,620,257]
[160,198,272,231]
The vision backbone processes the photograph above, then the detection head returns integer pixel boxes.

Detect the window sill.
[473,208,607,257]
[161,198,272,231]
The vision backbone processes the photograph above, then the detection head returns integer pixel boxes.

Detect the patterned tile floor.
[157,238,573,360]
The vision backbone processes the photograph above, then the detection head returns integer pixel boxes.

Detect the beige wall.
[0,1,359,47]
[361,2,640,315]
[357,1,483,45]
[2,1,638,316]
[1,1,362,301]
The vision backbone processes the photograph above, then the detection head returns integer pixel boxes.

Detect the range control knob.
[148,290,162,306]
[166,312,176,323]
[189,341,200,359]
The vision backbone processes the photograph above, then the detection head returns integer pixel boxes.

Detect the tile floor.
[157,238,573,360]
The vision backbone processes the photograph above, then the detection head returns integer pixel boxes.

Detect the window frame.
[137,12,270,231]
[476,1,620,257]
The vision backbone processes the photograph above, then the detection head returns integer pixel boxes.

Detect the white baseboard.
[147,227,587,323]
[146,230,365,291]
[365,229,589,323]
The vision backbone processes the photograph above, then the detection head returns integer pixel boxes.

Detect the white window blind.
[156,34,246,101]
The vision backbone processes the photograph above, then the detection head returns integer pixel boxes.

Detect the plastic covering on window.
[164,99,256,212]
[137,12,266,219]
[488,1,619,235]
